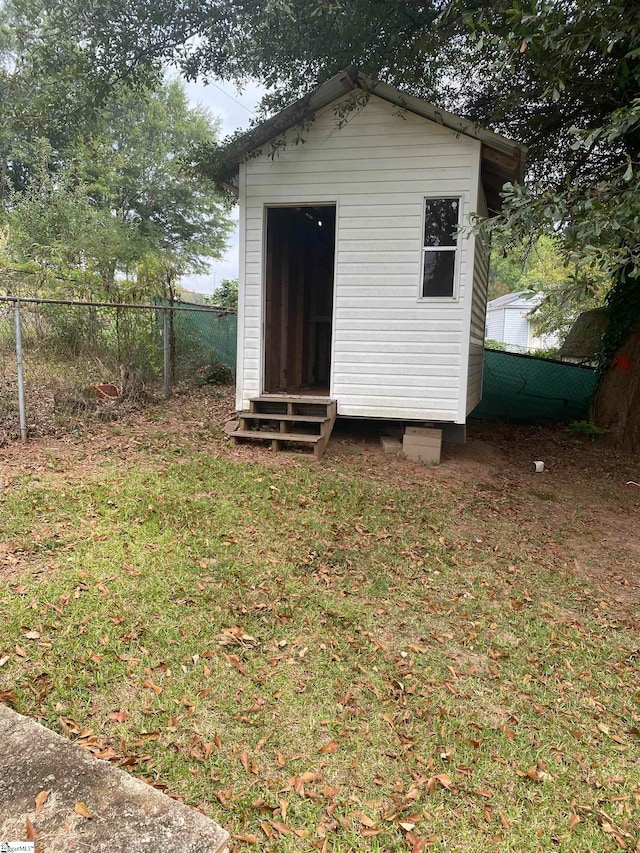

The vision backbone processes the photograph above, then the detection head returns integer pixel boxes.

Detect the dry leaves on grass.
[217,626,260,649]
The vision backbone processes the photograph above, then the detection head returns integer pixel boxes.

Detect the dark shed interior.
[264,205,336,394]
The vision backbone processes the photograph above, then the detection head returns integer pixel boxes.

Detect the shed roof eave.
[216,66,528,202]
[367,78,528,178]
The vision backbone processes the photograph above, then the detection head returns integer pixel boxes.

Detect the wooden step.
[252,395,333,404]
[241,413,328,424]
[233,428,329,459]
[233,430,322,444]
[230,395,337,459]
[250,397,337,418]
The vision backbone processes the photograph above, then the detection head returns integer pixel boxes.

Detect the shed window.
[421,198,460,298]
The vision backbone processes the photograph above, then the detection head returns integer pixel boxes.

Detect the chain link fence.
[0,297,237,442]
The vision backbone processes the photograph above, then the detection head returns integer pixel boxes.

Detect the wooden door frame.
[260,201,338,396]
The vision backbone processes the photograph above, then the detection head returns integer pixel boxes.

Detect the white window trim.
[417,195,463,303]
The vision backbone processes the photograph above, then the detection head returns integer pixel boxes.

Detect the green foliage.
[0,0,161,198]
[207,278,238,311]
[1,142,135,297]
[195,359,234,386]
[484,339,507,351]
[487,247,528,300]
[488,237,610,345]
[1,81,232,300]
[533,346,560,360]
[566,420,609,438]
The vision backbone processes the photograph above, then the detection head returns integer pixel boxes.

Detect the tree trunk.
[593,319,640,452]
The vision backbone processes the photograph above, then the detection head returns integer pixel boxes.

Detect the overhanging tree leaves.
[3,0,640,443]
[0,0,164,198]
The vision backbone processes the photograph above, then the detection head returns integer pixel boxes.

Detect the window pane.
[422,250,455,297]
[424,198,459,247]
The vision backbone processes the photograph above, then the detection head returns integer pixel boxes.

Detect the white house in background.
[485,290,559,352]
[214,67,527,428]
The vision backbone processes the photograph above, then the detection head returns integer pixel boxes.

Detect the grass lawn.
[1,388,639,852]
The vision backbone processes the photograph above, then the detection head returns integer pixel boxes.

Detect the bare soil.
[2,385,638,613]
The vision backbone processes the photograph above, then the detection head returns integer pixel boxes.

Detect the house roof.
[559,307,609,360]
[487,290,543,311]
[211,66,528,214]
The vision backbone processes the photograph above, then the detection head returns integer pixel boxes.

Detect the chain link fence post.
[163,308,170,398]
[0,295,237,440]
[14,298,28,441]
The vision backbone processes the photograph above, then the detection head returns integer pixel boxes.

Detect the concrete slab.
[0,704,229,853]
[403,434,441,448]
[380,436,402,455]
[403,446,441,464]
[403,428,441,464]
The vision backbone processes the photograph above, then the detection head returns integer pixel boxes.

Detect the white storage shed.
[212,67,527,451]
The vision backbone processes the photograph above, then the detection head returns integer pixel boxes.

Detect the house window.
[421,198,460,298]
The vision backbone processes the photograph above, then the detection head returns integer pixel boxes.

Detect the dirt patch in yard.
[1,388,639,612]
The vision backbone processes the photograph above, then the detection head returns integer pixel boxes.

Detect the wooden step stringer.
[231,396,337,459]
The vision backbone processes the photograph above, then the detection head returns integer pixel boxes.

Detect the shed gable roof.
[212,66,527,213]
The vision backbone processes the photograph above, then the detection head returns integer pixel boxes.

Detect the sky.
[178,78,266,296]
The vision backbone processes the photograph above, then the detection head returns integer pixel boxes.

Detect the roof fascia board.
[366,78,526,161]
[221,66,527,186]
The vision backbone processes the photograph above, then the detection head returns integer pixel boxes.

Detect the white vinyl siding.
[466,183,489,414]
[238,94,481,422]
[504,309,530,349]
[486,309,503,341]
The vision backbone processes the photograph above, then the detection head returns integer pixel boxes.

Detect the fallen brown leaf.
[35,789,51,815]
[74,801,93,818]
[270,820,292,836]
[224,653,248,676]
[109,710,128,723]
[25,816,40,841]
[279,799,289,821]
[142,677,162,696]
[0,689,17,706]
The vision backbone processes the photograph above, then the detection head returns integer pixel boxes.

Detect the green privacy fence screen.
[157,300,237,373]
[471,348,598,424]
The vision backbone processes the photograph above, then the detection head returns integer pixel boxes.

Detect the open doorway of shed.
[264,205,336,394]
